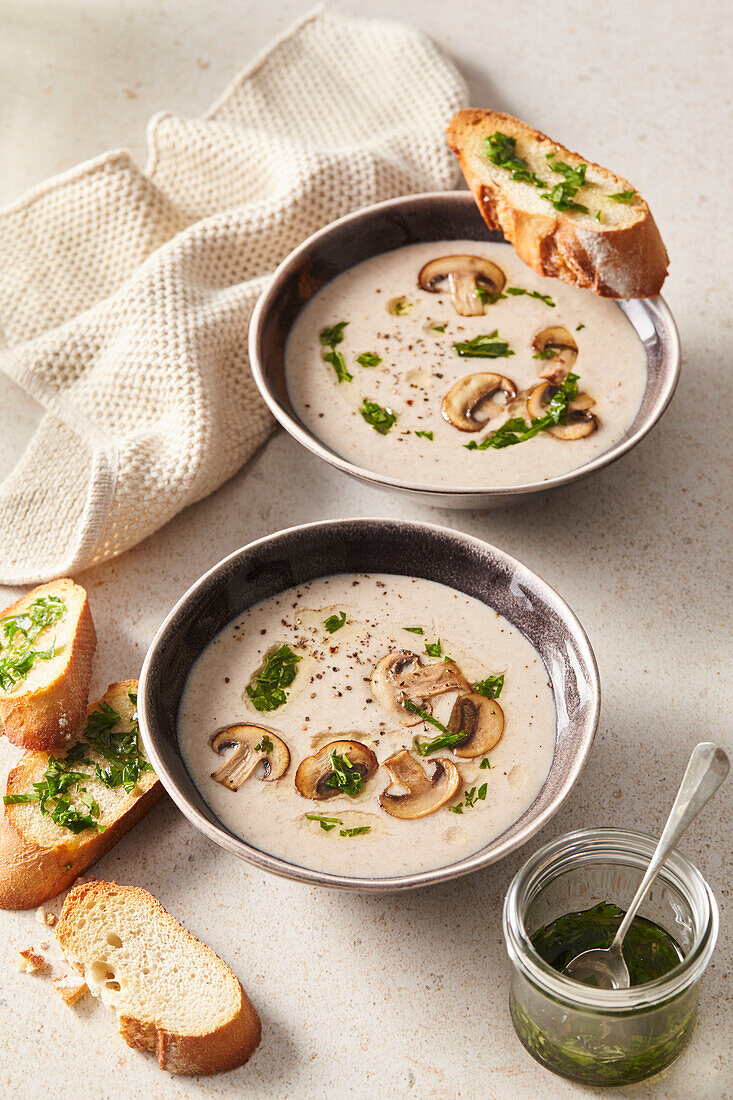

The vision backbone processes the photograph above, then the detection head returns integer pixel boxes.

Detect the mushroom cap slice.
[294,739,378,801]
[370,651,470,725]
[442,372,517,432]
[418,255,506,317]
[533,325,578,378]
[526,381,598,440]
[371,651,423,725]
[379,749,461,820]
[209,724,290,791]
[446,691,505,759]
[547,408,598,440]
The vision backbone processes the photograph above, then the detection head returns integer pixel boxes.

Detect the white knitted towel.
[0,8,466,585]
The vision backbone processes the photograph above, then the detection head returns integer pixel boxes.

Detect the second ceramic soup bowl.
[249,191,680,509]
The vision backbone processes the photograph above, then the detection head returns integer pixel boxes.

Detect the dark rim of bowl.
[249,190,681,500]
[138,518,601,892]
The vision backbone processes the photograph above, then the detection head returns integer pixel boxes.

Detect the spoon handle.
[613,742,729,949]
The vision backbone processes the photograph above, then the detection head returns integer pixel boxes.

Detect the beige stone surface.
[0,1,731,1096]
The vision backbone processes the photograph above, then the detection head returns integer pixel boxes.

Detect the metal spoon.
[564,742,729,989]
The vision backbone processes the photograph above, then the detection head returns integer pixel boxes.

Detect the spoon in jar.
[564,741,729,990]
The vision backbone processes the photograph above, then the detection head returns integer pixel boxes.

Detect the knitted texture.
[0,8,467,584]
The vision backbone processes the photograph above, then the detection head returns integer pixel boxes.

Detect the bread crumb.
[53,972,88,1006]
[35,906,47,925]
[17,947,49,973]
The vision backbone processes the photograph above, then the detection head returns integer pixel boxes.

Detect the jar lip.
[503,827,719,1010]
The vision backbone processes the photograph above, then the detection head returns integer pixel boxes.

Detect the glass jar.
[503,828,718,1086]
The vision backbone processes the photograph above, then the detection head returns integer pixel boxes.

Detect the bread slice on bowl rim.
[447,108,668,299]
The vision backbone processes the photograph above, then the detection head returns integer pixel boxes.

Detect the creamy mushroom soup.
[178,573,556,878]
[285,240,647,489]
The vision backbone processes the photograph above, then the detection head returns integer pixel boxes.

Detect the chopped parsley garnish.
[478,289,506,305]
[414,430,434,440]
[474,674,505,699]
[609,190,636,203]
[546,154,587,190]
[431,324,446,333]
[360,399,396,435]
[449,783,488,813]
[484,132,543,186]
[325,752,364,797]
[474,286,507,306]
[254,734,274,754]
[3,692,151,834]
[465,373,580,451]
[0,595,66,692]
[540,181,589,214]
[424,639,442,657]
[479,757,492,769]
[246,645,301,712]
[320,322,352,382]
[403,626,424,634]
[323,611,347,634]
[306,813,342,832]
[403,699,447,732]
[319,322,348,348]
[484,133,591,215]
[533,347,557,360]
[305,813,370,836]
[576,323,585,331]
[356,351,382,368]
[88,693,153,794]
[541,155,589,213]
[323,350,352,383]
[595,211,603,222]
[505,287,556,308]
[413,730,466,756]
[453,330,514,359]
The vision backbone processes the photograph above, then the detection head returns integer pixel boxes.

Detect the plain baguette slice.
[0,578,96,751]
[57,881,262,1075]
[0,681,161,910]
[447,109,669,298]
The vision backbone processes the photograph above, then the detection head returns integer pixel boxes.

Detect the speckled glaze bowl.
[138,518,600,892]
[249,191,680,509]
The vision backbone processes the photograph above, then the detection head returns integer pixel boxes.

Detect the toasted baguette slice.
[0,579,97,751]
[447,109,668,298]
[57,880,262,1075]
[0,681,161,910]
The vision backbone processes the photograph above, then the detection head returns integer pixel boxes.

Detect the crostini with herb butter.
[447,109,668,298]
[0,681,161,910]
[0,578,96,751]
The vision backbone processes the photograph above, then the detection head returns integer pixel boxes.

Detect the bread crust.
[447,109,669,299]
[0,681,162,910]
[58,881,262,1075]
[0,579,97,751]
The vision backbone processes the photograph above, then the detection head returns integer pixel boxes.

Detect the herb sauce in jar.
[504,830,719,1087]
[532,901,683,986]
